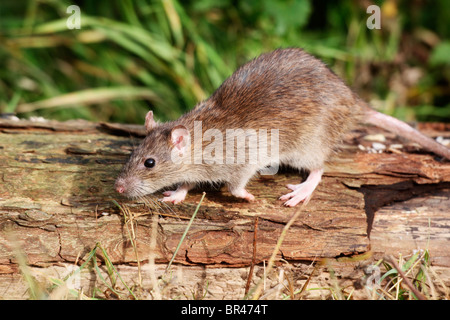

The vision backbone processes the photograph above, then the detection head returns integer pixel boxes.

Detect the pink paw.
[279,168,323,207]
[161,190,187,204]
[279,184,314,207]
[241,190,255,202]
[280,191,313,207]
[231,188,255,202]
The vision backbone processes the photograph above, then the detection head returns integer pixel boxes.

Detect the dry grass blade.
[140,195,190,220]
[149,214,162,299]
[250,200,308,300]
[93,243,138,299]
[16,87,159,112]
[245,217,258,296]
[7,232,47,299]
[112,200,142,288]
[165,192,206,273]
[427,264,450,299]
[297,262,320,299]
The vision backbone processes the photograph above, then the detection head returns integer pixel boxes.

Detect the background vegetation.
[0,0,449,124]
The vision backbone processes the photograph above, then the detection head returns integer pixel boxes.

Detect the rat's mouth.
[115,176,156,198]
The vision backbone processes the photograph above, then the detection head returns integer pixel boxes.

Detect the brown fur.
[115,48,448,200]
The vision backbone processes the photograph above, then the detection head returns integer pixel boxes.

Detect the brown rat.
[115,48,450,206]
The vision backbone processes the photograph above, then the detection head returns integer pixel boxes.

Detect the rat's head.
[114,111,192,198]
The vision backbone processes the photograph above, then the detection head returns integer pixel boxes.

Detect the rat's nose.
[115,179,126,194]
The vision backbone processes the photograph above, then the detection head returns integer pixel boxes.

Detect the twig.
[297,262,320,299]
[385,255,427,300]
[165,192,206,273]
[245,217,258,296]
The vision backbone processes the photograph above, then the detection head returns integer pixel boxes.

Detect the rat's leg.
[279,168,323,207]
[229,186,255,202]
[161,183,195,204]
[226,168,256,202]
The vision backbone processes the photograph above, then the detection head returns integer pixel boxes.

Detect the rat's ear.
[170,125,190,155]
[145,111,157,133]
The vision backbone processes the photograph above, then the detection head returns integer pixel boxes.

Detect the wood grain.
[0,118,449,298]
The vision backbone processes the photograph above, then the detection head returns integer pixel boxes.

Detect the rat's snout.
[114,175,147,198]
[114,178,128,194]
[115,183,125,194]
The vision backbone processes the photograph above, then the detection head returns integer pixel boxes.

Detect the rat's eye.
[144,158,156,168]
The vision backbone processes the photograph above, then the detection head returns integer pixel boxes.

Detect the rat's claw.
[280,183,314,206]
[160,197,183,204]
[282,193,313,207]
[279,192,294,201]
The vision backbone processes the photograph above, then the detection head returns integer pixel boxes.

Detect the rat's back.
[193,48,362,165]
[116,48,450,206]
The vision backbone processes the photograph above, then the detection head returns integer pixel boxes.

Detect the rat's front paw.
[159,183,194,204]
[160,190,187,204]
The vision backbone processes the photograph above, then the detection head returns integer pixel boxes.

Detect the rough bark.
[0,118,449,298]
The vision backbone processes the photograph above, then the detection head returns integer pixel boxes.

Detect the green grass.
[0,0,449,124]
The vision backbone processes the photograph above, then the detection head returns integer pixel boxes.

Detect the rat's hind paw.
[229,187,255,202]
[279,168,323,207]
[279,183,314,206]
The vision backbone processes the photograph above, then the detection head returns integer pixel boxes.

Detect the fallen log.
[0,118,449,298]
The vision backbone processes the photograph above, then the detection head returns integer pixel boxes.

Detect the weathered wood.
[0,118,449,298]
[371,187,450,266]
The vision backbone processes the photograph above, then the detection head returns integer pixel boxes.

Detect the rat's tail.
[362,106,450,160]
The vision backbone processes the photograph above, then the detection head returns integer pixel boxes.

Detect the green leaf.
[429,41,450,66]
[263,0,311,35]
